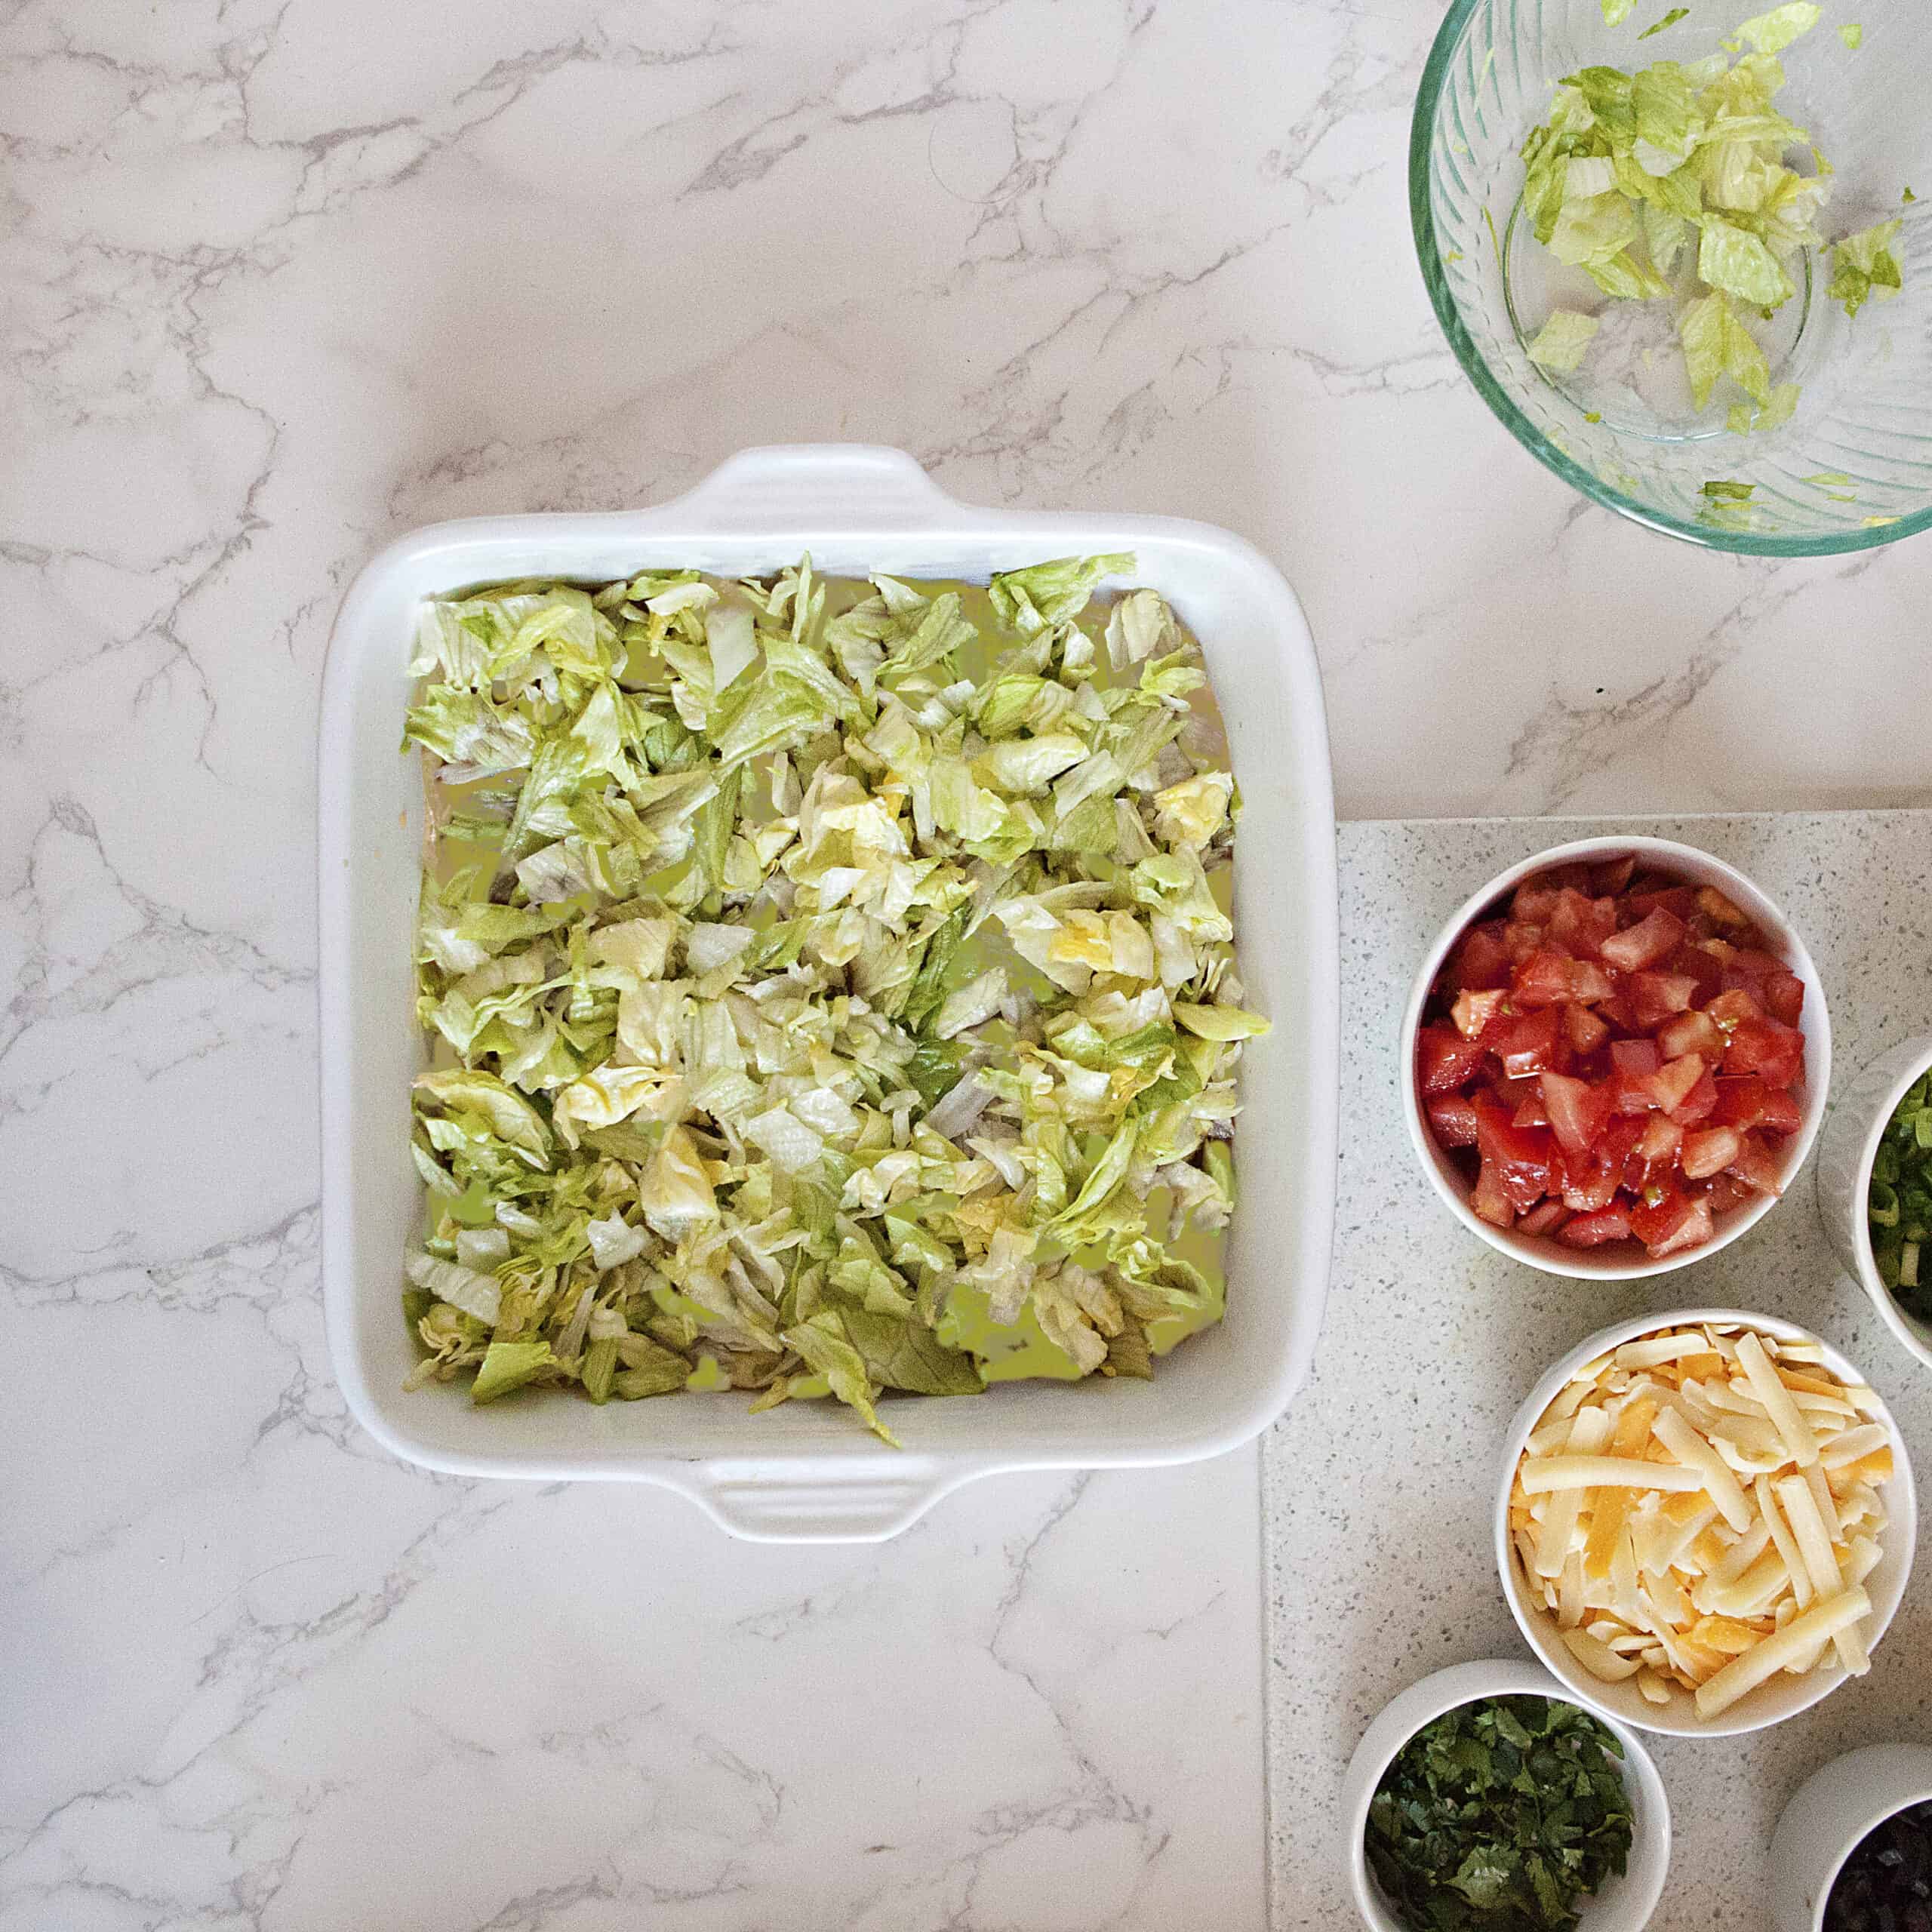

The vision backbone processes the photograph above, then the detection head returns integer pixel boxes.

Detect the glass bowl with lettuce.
[1413,0,1932,552]
[400,555,1263,1442]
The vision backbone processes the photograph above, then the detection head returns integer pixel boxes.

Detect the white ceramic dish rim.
[1820,1033,1932,1374]
[1769,1743,1932,1932]
[1399,833,1833,1281]
[316,443,1341,1542]
[1340,1657,1672,1932]
[1493,1306,1918,1737]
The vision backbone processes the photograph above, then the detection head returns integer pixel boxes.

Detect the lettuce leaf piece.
[1697,216,1795,306]
[1679,288,1770,406]
[471,1340,555,1404]
[1829,219,1905,317]
[841,1307,986,1395]
[1737,2,1820,54]
[988,554,1134,637]
[1602,0,1637,20]
[1527,310,1602,375]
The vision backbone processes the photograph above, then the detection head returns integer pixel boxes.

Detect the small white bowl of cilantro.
[1343,1659,1671,1932]
[1414,0,1932,554]
[1817,1032,1932,1373]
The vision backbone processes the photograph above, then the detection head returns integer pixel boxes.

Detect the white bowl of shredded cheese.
[1495,1309,1915,1737]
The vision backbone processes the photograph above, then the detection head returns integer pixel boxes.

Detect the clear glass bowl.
[1412,0,1932,554]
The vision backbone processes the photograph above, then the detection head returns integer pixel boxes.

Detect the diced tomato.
[1628,1184,1691,1247]
[1488,1008,1564,1078]
[1703,1171,1756,1217]
[1512,949,1580,1008]
[1671,1068,1719,1125]
[1518,1200,1571,1238]
[1471,1156,1515,1227]
[1560,1205,1635,1247]
[1595,990,1638,1035]
[1644,1054,1706,1117]
[1625,1115,1684,1192]
[1601,907,1688,973]
[1763,970,1806,1026]
[1629,971,1700,1029]
[1503,921,1546,963]
[1625,885,1699,923]
[1727,947,1783,982]
[1564,1002,1610,1054]
[1549,890,1619,958]
[1727,1131,1787,1197]
[1710,1076,1802,1134]
[1724,1017,1804,1088]
[1696,884,1752,930]
[1452,987,1508,1039]
[1417,1023,1487,1096]
[1512,884,1565,924]
[1426,1095,1481,1148]
[1426,855,1802,1265]
[1681,1125,1743,1180]
[1656,1009,1725,1061]
[1450,924,1512,993]
[1671,945,1726,1001]
[1472,1100,1555,1210]
[1647,1195,1714,1257]
[1540,1071,1614,1155]
[1610,1038,1663,1075]
[1706,987,1765,1029]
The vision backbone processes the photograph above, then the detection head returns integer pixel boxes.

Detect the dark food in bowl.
[1417,854,1806,1260]
[1825,1797,1932,1932]
[1365,1694,1634,1932]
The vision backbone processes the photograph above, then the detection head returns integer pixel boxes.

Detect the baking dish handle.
[656,444,988,536]
[681,1457,971,1544]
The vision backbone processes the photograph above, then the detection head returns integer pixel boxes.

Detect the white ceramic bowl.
[1495,1308,1916,1737]
[1341,1658,1671,1932]
[1816,1032,1932,1374]
[1769,1743,1932,1932]
[318,444,1340,1542]
[1401,835,1832,1281]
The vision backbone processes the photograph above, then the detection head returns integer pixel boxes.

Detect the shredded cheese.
[1509,1321,1896,1723]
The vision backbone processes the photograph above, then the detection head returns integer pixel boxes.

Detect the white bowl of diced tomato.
[1402,837,1830,1279]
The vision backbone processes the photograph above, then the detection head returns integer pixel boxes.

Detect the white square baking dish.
[318,445,1339,1541]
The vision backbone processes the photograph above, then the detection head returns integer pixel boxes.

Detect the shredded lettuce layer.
[400,558,1262,1442]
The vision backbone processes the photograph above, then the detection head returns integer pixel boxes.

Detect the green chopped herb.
[1906,187,1919,205]
[1871,1071,1932,1316]
[1804,471,1854,485]
[1702,478,1755,500]
[1365,1695,1635,1932]
[1639,8,1690,36]
[1601,0,1638,21]
[1838,22,1863,48]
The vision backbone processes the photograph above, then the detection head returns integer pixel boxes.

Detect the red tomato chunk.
[1417,857,1807,1259]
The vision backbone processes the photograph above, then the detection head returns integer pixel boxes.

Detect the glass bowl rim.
[1408,0,1932,558]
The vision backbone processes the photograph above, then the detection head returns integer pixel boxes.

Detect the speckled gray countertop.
[1268,812,1932,1930]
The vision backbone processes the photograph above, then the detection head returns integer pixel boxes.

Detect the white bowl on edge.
[1816,1032,1932,1374]
[1401,835,1832,1280]
[317,444,1340,1542]
[1342,1657,1671,1932]
[1494,1308,1916,1737]
[1770,1743,1932,1932]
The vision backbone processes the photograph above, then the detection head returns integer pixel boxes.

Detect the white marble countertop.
[3,2,1929,1927]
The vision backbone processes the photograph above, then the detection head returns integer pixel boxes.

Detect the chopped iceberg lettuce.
[402,558,1260,1441]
